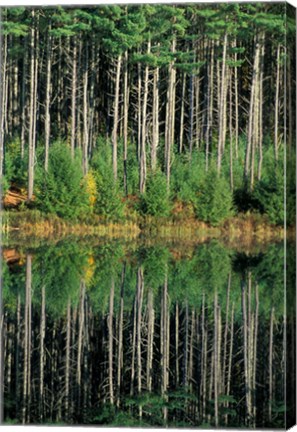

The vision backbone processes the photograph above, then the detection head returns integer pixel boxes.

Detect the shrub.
[194,169,233,226]
[140,171,171,217]
[171,151,205,204]
[91,141,124,220]
[94,173,124,220]
[254,167,285,225]
[35,142,90,219]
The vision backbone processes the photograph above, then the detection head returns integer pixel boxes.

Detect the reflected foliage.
[2,240,293,428]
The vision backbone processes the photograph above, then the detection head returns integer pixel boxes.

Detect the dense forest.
[0,3,296,227]
[2,240,296,427]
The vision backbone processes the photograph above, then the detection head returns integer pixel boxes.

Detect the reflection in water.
[2,241,294,427]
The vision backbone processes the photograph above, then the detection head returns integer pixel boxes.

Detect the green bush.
[254,167,285,225]
[194,169,233,226]
[35,142,89,219]
[91,141,124,220]
[94,173,124,220]
[141,171,171,217]
[171,151,205,204]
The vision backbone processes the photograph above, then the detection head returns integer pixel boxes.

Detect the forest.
[0,3,296,228]
[2,240,296,427]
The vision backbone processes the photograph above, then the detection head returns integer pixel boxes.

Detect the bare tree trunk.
[130,296,137,396]
[274,44,281,162]
[257,39,265,180]
[44,24,52,172]
[222,273,231,393]
[88,36,96,154]
[229,71,233,190]
[205,41,214,171]
[77,280,86,405]
[225,303,234,425]
[136,267,144,417]
[65,299,71,420]
[71,37,77,159]
[268,307,274,422]
[117,265,125,405]
[245,35,261,185]
[108,278,114,405]
[214,290,220,427]
[39,286,46,421]
[22,254,32,424]
[234,39,239,159]
[82,44,89,175]
[175,303,179,387]
[151,60,159,171]
[253,284,259,421]
[217,33,228,174]
[123,50,129,194]
[146,290,154,392]
[28,10,36,201]
[161,273,169,421]
[139,41,150,193]
[179,72,186,153]
[112,54,122,181]
[165,37,176,190]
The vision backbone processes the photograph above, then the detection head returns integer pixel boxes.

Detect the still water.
[2,238,295,427]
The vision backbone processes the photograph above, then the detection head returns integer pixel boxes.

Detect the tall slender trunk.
[88,37,96,154]
[257,38,265,180]
[179,72,186,153]
[234,39,239,159]
[175,303,179,387]
[139,41,150,193]
[217,32,228,174]
[13,61,19,131]
[82,43,89,175]
[20,40,27,159]
[165,37,176,190]
[245,35,261,185]
[65,299,71,420]
[117,265,125,405]
[44,24,52,172]
[23,254,32,424]
[77,280,86,405]
[151,61,159,171]
[274,44,281,162]
[268,307,274,422]
[161,273,169,421]
[123,50,129,194]
[39,286,46,420]
[229,71,233,190]
[205,41,214,171]
[112,54,122,181]
[130,296,137,396]
[136,268,144,394]
[214,290,220,427]
[146,290,154,392]
[108,278,114,405]
[28,10,36,201]
[71,37,77,159]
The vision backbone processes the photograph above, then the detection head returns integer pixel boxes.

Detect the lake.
[2,237,295,427]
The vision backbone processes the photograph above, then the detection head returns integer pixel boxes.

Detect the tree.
[35,142,89,219]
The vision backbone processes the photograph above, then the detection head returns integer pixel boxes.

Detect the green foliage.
[254,165,284,225]
[140,171,171,217]
[171,151,206,204]
[35,142,90,219]
[194,169,233,226]
[91,140,124,220]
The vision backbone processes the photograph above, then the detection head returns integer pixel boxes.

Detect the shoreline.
[1,210,294,242]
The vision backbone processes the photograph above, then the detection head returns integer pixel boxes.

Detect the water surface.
[2,238,295,428]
